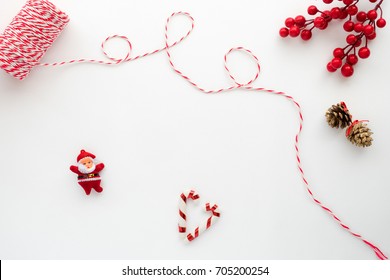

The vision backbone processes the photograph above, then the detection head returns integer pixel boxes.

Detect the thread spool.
[0,0,69,80]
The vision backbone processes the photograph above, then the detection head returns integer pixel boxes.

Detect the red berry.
[300,29,312,40]
[358,47,370,59]
[343,21,354,32]
[346,54,358,65]
[321,10,332,22]
[347,5,358,16]
[289,26,301,37]
[333,48,344,58]
[341,64,354,77]
[323,0,333,4]
[331,58,343,69]
[355,39,362,47]
[356,12,367,22]
[367,32,376,40]
[339,10,349,20]
[314,17,325,28]
[343,0,354,5]
[279,27,289,38]
[377,18,386,28]
[327,62,337,72]
[330,7,341,19]
[295,15,306,27]
[354,23,364,32]
[318,22,328,30]
[308,5,318,15]
[367,10,378,20]
[285,17,295,28]
[363,25,375,36]
[369,0,378,2]
[346,34,357,45]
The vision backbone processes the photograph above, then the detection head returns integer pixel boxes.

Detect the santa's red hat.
[77,150,96,162]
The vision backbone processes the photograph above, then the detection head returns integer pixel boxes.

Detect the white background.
[0,0,389,260]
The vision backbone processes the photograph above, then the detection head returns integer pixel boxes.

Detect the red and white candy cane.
[178,190,221,242]
[165,13,387,259]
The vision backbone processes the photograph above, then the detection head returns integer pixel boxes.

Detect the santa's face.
[78,157,96,174]
[80,157,94,168]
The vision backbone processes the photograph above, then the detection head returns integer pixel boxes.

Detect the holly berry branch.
[279,0,386,77]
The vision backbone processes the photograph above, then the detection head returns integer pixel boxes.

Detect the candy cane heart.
[178,189,221,242]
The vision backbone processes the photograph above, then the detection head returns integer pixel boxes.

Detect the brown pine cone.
[325,102,353,129]
[346,122,373,147]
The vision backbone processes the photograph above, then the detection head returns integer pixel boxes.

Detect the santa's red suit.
[70,150,105,195]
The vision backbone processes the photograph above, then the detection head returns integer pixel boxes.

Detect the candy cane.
[186,203,221,242]
[178,190,221,242]
[178,189,199,238]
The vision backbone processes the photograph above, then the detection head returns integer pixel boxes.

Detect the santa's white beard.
[78,163,96,174]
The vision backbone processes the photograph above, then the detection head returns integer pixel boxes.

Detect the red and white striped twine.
[0,0,69,80]
[0,0,386,259]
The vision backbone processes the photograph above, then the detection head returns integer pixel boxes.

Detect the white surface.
[0,0,389,260]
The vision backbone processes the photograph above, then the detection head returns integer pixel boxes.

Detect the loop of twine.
[40,12,195,67]
[224,47,261,87]
[100,35,132,63]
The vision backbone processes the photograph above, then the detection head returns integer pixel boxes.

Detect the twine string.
[39,13,195,67]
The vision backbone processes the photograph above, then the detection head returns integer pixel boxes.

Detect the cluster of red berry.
[279,0,386,77]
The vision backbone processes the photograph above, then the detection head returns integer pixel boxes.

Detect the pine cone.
[325,102,352,129]
[346,122,373,147]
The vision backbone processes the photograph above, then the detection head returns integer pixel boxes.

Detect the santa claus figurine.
[70,150,105,195]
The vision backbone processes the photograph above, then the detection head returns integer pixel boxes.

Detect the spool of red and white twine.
[0,1,386,259]
[0,0,69,80]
